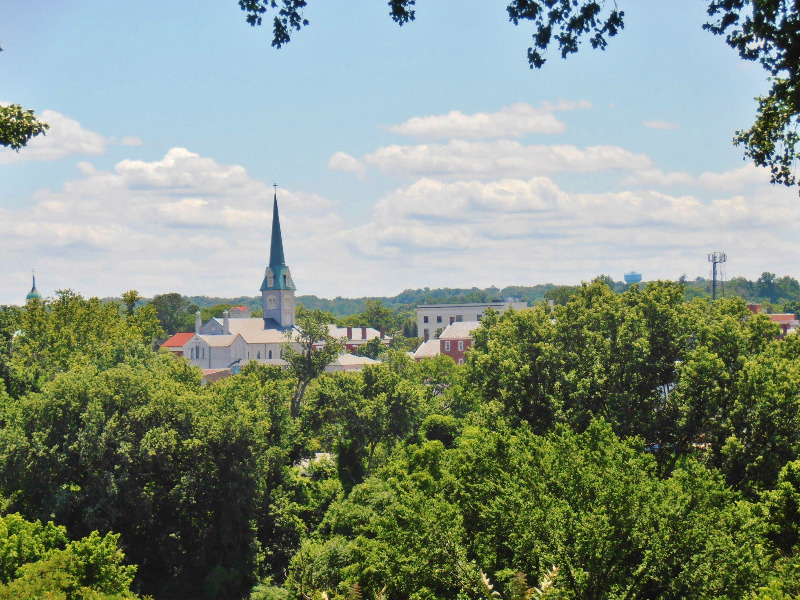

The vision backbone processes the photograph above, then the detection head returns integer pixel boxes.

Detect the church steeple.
[26,271,42,302]
[269,190,286,268]
[260,187,296,328]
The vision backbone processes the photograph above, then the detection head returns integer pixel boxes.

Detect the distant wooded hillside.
[179,272,800,318]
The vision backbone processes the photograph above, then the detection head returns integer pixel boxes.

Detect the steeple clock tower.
[260,187,296,328]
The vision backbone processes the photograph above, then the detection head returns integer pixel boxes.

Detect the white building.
[417,300,526,341]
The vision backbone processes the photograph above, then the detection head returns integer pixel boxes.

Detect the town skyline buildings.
[2,1,800,306]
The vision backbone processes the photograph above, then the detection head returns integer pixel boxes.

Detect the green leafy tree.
[0,352,306,599]
[284,309,343,418]
[289,420,765,600]
[355,337,385,360]
[0,513,68,583]
[305,365,421,488]
[0,514,139,599]
[149,292,197,336]
[7,290,161,396]
[0,104,49,151]
[341,299,396,334]
[120,290,141,316]
[783,300,800,319]
[0,305,20,395]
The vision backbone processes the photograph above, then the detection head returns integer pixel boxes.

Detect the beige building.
[417,300,526,341]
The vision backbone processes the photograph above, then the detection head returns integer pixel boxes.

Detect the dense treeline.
[1,280,800,599]
[135,272,800,340]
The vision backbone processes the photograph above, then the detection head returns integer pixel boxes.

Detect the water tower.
[624,271,642,284]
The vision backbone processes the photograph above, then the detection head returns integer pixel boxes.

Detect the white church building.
[162,192,389,374]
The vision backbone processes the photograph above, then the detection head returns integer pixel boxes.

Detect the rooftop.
[162,332,195,348]
[439,321,482,340]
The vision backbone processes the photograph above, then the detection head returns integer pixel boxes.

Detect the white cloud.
[623,164,771,191]
[388,101,592,140]
[120,136,144,146]
[363,140,652,180]
[334,175,800,290]
[0,110,110,163]
[328,151,366,177]
[0,147,345,303]
[643,120,680,130]
[6,141,800,305]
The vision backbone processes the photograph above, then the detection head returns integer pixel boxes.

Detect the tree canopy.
[3,282,800,599]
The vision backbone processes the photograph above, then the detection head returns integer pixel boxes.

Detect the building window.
[477,314,483,321]
[458,341,464,351]
[456,315,463,322]
[269,350,273,359]
[458,359,464,365]
[450,317,455,324]
[257,351,261,359]
[436,316,442,323]
[423,316,429,323]
[445,341,451,351]
[423,329,429,340]
[202,348,205,358]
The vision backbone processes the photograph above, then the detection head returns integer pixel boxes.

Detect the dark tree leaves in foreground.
[236,1,800,194]
[0,513,139,599]
[0,46,49,151]
[0,104,49,151]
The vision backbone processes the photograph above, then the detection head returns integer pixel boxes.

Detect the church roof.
[198,334,238,347]
[208,317,297,344]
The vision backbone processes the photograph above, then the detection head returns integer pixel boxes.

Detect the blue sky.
[2,0,798,305]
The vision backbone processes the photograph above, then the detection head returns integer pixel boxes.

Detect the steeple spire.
[260,186,296,328]
[269,186,286,267]
[26,269,42,301]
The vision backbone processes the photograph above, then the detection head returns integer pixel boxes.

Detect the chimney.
[223,310,230,335]
[361,326,367,340]
[195,310,202,334]
[379,326,385,339]
[346,326,352,339]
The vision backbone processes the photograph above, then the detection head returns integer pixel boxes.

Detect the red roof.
[162,332,194,348]
[233,306,248,310]
[769,314,798,324]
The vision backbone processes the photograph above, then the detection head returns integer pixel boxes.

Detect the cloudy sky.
[2,0,798,305]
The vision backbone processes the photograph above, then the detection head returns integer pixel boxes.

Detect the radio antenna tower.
[707,251,727,300]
